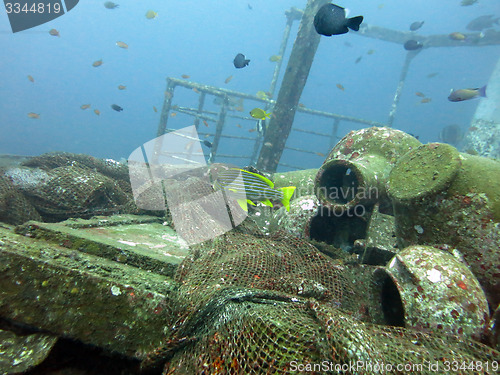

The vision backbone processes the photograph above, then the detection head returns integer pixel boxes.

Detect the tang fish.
[49,28,60,37]
[448,86,486,102]
[92,59,103,67]
[210,167,296,212]
[27,112,40,119]
[104,1,119,9]
[449,32,466,41]
[233,53,250,68]
[116,41,128,49]
[250,108,271,120]
[145,10,158,19]
[111,104,123,112]
[314,3,363,36]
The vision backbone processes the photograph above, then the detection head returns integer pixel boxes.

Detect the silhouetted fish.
[403,40,423,51]
[314,4,363,36]
[409,21,424,31]
[233,53,250,68]
[104,1,119,9]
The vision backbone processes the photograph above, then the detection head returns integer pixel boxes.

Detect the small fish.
[439,125,464,145]
[192,88,200,94]
[264,142,272,147]
[256,91,269,100]
[248,128,256,133]
[116,41,128,49]
[466,15,499,31]
[210,167,296,212]
[235,106,244,112]
[224,75,233,84]
[269,55,282,62]
[298,103,305,108]
[104,1,119,9]
[367,49,375,55]
[426,72,439,78]
[409,21,424,31]
[336,83,345,91]
[316,152,325,157]
[92,59,103,67]
[468,126,478,132]
[94,109,100,115]
[415,92,425,97]
[27,112,40,119]
[449,32,466,41]
[250,108,271,120]
[27,75,34,83]
[153,106,158,113]
[236,124,242,128]
[164,92,173,99]
[233,53,250,68]
[355,56,362,63]
[247,3,252,10]
[404,40,423,51]
[170,112,177,117]
[81,104,91,110]
[377,4,385,9]
[203,140,212,148]
[181,74,190,79]
[314,3,363,36]
[448,85,486,102]
[461,0,477,5]
[111,104,123,112]
[145,10,158,19]
[49,28,60,37]
[118,85,126,90]
[203,120,209,127]
[420,98,432,103]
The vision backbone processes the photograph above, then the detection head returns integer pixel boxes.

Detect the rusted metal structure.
[156,6,500,172]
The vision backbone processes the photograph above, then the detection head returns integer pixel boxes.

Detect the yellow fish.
[118,85,126,90]
[449,32,466,41]
[336,83,345,91]
[81,104,91,110]
[27,75,34,83]
[250,108,271,120]
[94,109,100,116]
[269,55,282,62]
[145,10,158,19]
[116,41,128,49]
[256,91,269,100]
[92,59,103,67]
[27,112,40,119]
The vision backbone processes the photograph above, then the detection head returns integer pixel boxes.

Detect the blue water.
[1,0,498,170]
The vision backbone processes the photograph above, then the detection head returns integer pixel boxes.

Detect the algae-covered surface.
[0,216,184,360]
[15,215,188,277]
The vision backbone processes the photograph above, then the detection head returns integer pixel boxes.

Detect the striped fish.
[212,168,296,212]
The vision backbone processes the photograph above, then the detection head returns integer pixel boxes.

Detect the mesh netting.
[149,222,500,374]
[0,152,137,222]
[0,173,42,225]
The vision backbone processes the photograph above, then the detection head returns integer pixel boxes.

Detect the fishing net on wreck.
[146,221,499,374]
[0,152,137,223]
